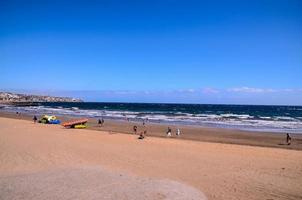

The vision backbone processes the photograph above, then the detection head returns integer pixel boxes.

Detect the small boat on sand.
[62,118,88,128]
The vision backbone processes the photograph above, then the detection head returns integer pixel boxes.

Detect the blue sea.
[1,102,302,133]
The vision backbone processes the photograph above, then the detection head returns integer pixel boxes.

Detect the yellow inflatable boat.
[74,124,87,129]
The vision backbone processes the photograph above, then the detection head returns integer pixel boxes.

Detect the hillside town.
[0,92,82,103]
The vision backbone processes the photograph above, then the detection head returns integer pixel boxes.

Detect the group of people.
[32,115,293,145]
[133,125,147,139]
[133,125,181,140]
[166,127,181,137]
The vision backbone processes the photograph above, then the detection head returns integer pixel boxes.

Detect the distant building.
[0,92,83,103]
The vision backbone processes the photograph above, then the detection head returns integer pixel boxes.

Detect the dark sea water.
[2,102,302,133]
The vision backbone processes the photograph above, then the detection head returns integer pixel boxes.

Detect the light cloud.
[175,89,197,94]
[226,87,302,93]
[281,89,302,92]
[202,88,220,94]
[187,89,196,93]
[227,87,276,93]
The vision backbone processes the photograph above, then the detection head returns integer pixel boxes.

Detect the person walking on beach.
[176,128,180,136]
[286,133,291,145]
[166,127,172,137]
[98,119,102,127]
[33,115,37,123]
[133,125,137,134]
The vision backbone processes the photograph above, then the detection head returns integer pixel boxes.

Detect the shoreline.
[2,102,302,134]
[1,110,301,151]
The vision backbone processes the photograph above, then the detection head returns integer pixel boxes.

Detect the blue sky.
[0,0,302,104]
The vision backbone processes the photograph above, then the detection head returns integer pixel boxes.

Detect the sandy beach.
[1,111,302,150]
[1,116,302,200]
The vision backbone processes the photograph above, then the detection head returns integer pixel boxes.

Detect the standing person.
[133,125,138,134]
[33,115,37,123]
[176,128,180,136]
[98,119,102,127]
[166,127,172,137]
[286,133,291,145]
[101,118,104,126]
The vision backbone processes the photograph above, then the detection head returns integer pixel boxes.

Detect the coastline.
[2,102,302,134]
[1,110,301,150]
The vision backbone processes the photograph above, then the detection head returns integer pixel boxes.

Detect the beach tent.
[39,115,61,124]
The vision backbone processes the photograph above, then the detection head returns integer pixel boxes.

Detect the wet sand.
[0,117,302,200]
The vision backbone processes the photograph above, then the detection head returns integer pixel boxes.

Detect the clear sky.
[1,0,302,105]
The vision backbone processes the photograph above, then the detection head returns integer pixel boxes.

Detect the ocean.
[1,102,302,133]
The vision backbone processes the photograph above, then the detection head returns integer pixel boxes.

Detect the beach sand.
[0,117,302,200]
[1,111,302,150]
